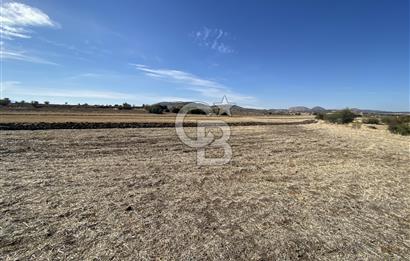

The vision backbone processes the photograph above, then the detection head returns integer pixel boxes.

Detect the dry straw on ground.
[1,122,409,259]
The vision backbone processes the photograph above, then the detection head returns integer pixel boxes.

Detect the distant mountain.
[230,105,269,115]
[267,109,289,114]
[157,101,189,109]
[311,106,326,112]
[288,106,311,112]
[154,102,271,115]
[152,102,409,115]
[350,108,409,115]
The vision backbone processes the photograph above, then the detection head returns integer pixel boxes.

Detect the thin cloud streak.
[1,47,59,65]
[65,73,105,80]
[132,64,255,103]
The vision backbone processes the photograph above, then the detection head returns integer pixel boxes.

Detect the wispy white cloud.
[0,46,58,65]
[38,38,87,53]
[0,3,59,65]
[0,2,58,40]
[38,38,113,58]
[65,73,105,80]
[132,64,254,103]
[193,27,234,54]
[65,71,142,81]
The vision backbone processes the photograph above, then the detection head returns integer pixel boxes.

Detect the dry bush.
[362,117,380,124]
[382,115,410,136]
[323,109,356,124]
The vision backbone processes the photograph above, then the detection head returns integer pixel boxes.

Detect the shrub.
[31,100,40,108]
[315,113,325,120]
[324,109,356,124]
[44,101,50,105]
[383,116,410,136]
[0,97,11,106]
[389,123,410,136]
[381,115,410,125]
[144,104,167,114]
[171,107,180,113]
[189,108,207,115]
[120,102,132,110]
[362,117,380,124]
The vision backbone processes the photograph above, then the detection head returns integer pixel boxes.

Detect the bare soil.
[0,111,313,123]
[0,111,315,130]
[1,123,409,260]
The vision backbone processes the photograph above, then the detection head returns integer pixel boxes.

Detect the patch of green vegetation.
[119,102,132,110]
[323,109,356,124]
[189,108,207,115]
[31,100,41,108]
[314,113,325,120]
[362,117,380,124]
[144,104,167,114]
[171,107,181,113]
[382,116,410,136]
[0,97,11,106]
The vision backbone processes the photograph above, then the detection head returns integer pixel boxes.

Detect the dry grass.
[0,111,313,124]
[1,123,409,260]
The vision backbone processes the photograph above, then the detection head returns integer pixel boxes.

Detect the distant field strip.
[0,112,316,130]
[0,120,317,130]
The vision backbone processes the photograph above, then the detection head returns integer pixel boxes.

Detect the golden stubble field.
[1,121,409,260]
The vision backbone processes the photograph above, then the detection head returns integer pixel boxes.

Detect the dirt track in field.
[1,124,409,260]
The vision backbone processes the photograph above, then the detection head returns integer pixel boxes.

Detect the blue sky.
[1,0,409,111]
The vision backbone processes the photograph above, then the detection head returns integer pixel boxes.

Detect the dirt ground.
[0,111,313,123]
[1,123,409,260]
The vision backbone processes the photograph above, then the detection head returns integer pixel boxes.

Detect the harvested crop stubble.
[0,124,409,259]
[0,119,316,130]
